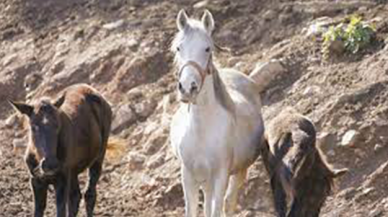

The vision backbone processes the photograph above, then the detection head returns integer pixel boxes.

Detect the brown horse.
[10,84,114,217]
[261,108,348,217]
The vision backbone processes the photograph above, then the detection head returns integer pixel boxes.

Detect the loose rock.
[340,130,359,147]
[144,132,168,155]
[127,152,146,170]
[134,99,157,119]
[103,20,125,30]
[193,0,209,9]
[111,104,137,133]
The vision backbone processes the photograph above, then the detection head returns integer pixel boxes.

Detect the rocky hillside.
[1,0,388,216]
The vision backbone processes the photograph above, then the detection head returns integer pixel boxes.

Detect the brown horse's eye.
[205,47,210,52]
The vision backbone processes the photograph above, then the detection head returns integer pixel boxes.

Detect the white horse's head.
[172,9,215,103]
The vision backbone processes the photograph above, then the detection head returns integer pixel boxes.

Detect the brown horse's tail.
[105,137,127,161]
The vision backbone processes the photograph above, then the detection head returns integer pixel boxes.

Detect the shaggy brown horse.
[261,108,348,217]
[10,84,114,217]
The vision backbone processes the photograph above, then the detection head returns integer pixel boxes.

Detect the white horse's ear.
[177,9,189,31]
[201,10,214,34]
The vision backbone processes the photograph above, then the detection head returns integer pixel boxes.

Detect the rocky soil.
[1,0,388,216]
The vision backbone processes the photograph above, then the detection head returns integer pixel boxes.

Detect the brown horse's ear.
[8,100,33,117]
[53,94,66,108]
[177,9,189,31]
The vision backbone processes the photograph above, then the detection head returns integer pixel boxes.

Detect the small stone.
[73,28,84,40]
[193,0,209,9]
[241,210,255,217]
[375,118,388,127]
[227,57,241,67]
[51,61,65,75]
[384,198,388,209]
[2,53,18,67]
[24,73,43,92]
[144,133,168,155]
[327,150,336,156]
[111,104,137,133]
[161,113,172,128]
[263,10,276,21]
[374,144,383,152]
[303,85,321,97]
[154,182,183,207]
[127,152,146,170]
[103,19,125,30]
[144,121,159,135]
[358,6,368,12]
[146,155,165,169]
[127,87,143,100]
[303,17,336,39]
[279,14,292,25]
[329,39,345,55]
[362,187,374,195]
[370,208,383,217]
[340,130,359,147]
[161,95,172,114]
[134,99,157,119]
[234,62,248,72]
[5,114,18,128]
[127,38,138,51]
[304,23,325,38]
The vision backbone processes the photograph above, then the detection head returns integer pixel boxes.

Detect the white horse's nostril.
[190,82,198,94]
[178,82,185,93]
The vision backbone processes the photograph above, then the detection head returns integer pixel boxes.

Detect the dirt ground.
[1,0,388,216]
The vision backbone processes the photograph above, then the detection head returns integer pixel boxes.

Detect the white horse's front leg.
[225,168,247,216]
[203,182,213,217]
[182,167,199,217]
[211,171,229,217]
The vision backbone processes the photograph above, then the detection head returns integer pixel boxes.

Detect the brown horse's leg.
[85,159,104,217]
[68,175,81,217]
[31,177,48,217]
[271,176,287,217]
[54,174,68,217]
[287,197,302,217]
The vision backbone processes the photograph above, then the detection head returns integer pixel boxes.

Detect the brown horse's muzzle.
[40,158,60,176]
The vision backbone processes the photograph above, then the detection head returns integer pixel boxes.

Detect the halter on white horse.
[177,59,212,102]
[170,9,264,217]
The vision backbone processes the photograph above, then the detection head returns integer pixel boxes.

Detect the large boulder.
[249,59,285,92]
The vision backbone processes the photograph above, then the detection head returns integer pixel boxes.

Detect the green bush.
[322,15,376,60]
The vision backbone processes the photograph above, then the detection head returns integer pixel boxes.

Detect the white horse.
[170,9,265,217]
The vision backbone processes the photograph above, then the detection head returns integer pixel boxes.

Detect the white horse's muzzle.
[177,61,210,104]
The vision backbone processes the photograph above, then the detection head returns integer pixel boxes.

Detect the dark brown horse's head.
[10,95,65,176]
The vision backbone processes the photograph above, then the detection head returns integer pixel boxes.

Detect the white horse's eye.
[205,47,210,52]
[177,47,180,52]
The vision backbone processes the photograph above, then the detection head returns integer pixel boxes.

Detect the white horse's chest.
[171,106,232,181]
